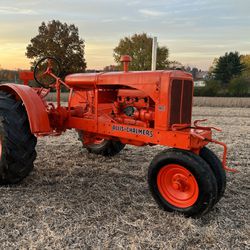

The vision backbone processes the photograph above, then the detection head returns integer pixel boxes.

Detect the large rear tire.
[78,131,125,156]
[0,91,37,185]
[148,148,218,218]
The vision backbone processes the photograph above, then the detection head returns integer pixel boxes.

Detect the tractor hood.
[65,70,192,88]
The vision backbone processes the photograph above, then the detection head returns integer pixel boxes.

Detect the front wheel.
[148,148,218,218]
[200,147,226,203]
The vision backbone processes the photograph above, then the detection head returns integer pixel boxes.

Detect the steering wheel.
[34,57,61,88]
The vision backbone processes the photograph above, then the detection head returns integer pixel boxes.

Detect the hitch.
[193,119,238,172]
[194,119,222,132]
[207,138,238,173]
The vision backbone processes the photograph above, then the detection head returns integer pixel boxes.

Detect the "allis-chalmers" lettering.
[112,125,153,137]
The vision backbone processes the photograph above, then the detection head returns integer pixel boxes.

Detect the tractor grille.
[169,80,193,126]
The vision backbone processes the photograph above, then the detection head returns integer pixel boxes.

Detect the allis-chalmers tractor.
[0,56,235,217]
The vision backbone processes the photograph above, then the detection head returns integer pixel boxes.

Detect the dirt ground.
[0,107,249,249]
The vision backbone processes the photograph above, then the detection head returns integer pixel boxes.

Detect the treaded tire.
[78,131,125,156]
[148,148,218,218]
[200,147,226,203]
[0,91,37,185]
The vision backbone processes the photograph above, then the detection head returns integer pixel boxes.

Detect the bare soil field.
[0,107,249,249]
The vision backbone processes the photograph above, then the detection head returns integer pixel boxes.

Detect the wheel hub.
[157,164,199,208]
[172,174,189,191]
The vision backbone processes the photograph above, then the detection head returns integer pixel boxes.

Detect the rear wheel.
[0,91,37,185]
[148,148,218,218]
[78,131,125,156]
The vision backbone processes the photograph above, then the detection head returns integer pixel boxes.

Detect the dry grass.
[46,93,250,108]
[0,107,249,249]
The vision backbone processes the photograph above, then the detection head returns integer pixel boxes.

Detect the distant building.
[194,80,206,87]
[194,71,209,87]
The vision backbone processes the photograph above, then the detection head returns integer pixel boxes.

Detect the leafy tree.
[229,75,250,97]
[194,80,221,97]
[26,20,86,77]
[0,70,19,83]
[169,61,184,70]
[241,55,250,76]
[191,67,199,79]
[113,33,169,71]
[213,52,245,85]
[206,58,218,80]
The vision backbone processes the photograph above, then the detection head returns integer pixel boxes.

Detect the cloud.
[127,0,141,6]
[101,19,115,23]
[139,9,165,17]
[0,0,249,70]
[0,6,37,15]
[219,16,241,20]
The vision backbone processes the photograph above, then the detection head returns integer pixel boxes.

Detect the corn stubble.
[0,107,249,249]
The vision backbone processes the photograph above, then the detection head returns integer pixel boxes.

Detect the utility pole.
[151,37,157,71]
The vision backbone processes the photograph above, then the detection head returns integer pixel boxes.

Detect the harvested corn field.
[0,106,249,249]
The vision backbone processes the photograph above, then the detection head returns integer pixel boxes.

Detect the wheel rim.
[157,164,199,208]
[92,138,105,145]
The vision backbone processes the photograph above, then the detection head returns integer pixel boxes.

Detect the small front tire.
[148,148,218,218]
[200,147,226,203]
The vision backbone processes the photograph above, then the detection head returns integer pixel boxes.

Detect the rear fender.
[0,84,51,134]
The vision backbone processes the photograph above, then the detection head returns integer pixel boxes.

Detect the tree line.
[195,53,250,97]
[0,69,20,83]
[0,20,249,96]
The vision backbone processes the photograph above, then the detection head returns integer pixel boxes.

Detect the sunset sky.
[0,0,249,70]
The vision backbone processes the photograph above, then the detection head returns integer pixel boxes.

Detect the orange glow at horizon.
[0,42,116,70]
[0,42,213,71]
[1,38,245,71]
[0,43,30,70]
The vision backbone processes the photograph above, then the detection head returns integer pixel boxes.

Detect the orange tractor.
[0,56,235,217]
